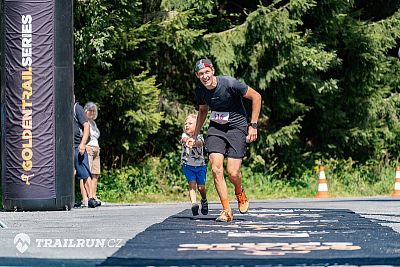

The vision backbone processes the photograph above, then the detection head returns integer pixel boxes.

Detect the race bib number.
[210,111,229,124]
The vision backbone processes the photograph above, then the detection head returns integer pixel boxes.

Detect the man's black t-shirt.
[195,76,248,130]
[73,102,88,148]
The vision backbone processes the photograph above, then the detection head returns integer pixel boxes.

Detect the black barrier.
[0,0,74,210]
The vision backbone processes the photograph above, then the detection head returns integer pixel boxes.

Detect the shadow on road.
[0,257,101,267]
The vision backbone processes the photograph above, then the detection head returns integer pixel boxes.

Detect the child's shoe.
[200,199,208,215]
[191,203,199,216]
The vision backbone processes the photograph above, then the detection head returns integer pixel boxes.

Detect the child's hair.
[185,113,197,122]
[183,113,197,131]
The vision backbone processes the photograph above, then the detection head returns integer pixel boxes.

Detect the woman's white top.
[87,120,100,147]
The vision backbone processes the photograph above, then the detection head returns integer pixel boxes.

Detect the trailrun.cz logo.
[14,233,123,253]
[14,233,30,253]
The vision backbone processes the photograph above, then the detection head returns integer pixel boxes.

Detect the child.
[181,114,208,216]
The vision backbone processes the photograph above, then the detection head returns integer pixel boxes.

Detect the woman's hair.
[84,101,98,120]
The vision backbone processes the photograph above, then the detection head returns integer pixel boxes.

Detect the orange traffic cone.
[316,166,330,198]
[392,166,400,197]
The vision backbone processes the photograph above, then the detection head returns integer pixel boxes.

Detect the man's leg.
[79,179,88,205]
[226,158,243,192]
[78,150,99,208]
[84,178,99,208]
[227,157,249,214]
[83,177,93,199]
[209,153,229,208]
[210,153,233,222]
[74,148,89,208]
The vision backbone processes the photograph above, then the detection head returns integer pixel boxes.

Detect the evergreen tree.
[73,0,400,179]
[74,0,163,166]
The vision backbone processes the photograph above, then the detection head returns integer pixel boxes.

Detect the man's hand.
[78,143,86,155]
[246,126,258,143]
[243,87,261,144]
[186,137,196,148]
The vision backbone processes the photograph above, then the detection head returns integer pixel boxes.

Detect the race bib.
[210,111,229,124]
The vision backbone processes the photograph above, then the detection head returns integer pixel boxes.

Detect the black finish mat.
[100,208,400,266]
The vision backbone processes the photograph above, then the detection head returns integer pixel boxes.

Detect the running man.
[189,59,262,222]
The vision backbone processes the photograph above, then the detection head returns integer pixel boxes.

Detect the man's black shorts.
[205,126,247,159]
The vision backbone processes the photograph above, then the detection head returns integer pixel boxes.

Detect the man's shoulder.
[218,75,239,85]
[218,75,235,80]
[74,102,84,112]
[74,102,87,122]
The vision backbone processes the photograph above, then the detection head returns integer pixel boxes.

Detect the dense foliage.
[73,0,400,196]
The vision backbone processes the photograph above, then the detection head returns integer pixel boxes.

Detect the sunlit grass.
[1,157,395,207]
[96,161,395,203]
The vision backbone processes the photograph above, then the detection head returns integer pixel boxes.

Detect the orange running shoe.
[215,209,233,222]
[236,189,249,214]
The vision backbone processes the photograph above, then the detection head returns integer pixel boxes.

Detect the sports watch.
[249,122,258,129]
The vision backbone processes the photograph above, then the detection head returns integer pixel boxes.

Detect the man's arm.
[193,104,209,138]
[182,136,202,146]
[243,87,262,143]
[79,122,90,155]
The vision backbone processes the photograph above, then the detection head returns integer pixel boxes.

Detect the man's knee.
[211,165,224,178]
[227,169,241,179]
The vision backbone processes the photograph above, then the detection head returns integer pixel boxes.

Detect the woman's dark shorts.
[74,147,92,179]
[205,126,247,159]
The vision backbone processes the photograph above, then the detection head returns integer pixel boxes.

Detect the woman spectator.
[84,102,102,205]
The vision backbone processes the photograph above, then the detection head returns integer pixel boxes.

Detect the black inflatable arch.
[0,0,74,210]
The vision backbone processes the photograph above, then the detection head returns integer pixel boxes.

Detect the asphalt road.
[0,197,400,266]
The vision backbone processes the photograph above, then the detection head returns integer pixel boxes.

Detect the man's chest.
[204,88,235,109]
